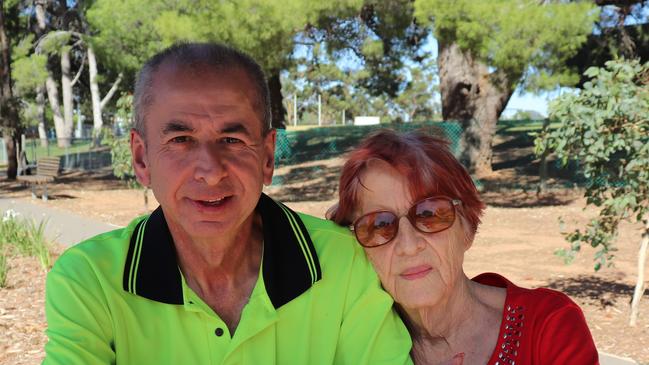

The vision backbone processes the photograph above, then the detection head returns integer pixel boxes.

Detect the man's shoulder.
[51,214,145,277]
[296,212,359,253]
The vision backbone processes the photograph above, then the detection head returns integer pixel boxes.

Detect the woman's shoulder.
[472,272,580,312]
[474,273,597,365]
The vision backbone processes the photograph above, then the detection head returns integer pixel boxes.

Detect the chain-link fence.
[275,121,463,167]
[20,138,112,171]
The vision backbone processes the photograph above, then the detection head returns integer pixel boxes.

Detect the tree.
[535,59,649,326]
[0,0,20,179]
[414,0,598,177]
[568,0,649,84]
[87,0,365,129]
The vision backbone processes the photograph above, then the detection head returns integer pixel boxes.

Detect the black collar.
[122,193,322,309]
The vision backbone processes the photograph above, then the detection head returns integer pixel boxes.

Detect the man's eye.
[223,137,242,144]
[170,136,190,144]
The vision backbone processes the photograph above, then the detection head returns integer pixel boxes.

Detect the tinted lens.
[411,198,455,233]
[354,211,398,247]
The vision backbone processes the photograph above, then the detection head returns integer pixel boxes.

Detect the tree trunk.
[36,86,48,147]
[268,71,286,129]
[45,74,66,147]
[438,42,515,177]
[88,41,123,147]
[88,44,102,143]
[34,0,50,148]
[0,0,19,179]
[60,46,74,148]
[630,215,649,326]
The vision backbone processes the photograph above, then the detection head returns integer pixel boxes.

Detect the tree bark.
[0,0,19,179]
[88,44,102,140]
[45,73,66,146]
[34,0,49,147]
[60,46,74,147]
[36,86,48,147]
[268,71,286,129]
[438,42,514,177]
[630,215,649,326]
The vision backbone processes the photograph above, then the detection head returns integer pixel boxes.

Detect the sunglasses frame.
[349,196,462,248]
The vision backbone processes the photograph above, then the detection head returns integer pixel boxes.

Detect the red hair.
[329,129,485,234]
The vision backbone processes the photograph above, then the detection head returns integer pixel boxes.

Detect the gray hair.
[133,42,272,138]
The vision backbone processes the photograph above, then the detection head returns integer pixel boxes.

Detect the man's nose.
[193,143,227,184]
[394,216,426,256]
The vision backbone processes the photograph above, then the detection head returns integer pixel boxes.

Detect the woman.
[328,129,598,365]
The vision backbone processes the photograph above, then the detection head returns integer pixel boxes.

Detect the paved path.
[0,197,119,247]
[0,198,641,364]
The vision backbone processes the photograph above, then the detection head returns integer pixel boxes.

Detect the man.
[43,43,412,364]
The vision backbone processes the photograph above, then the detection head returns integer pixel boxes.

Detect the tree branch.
[100,72,123,110]
[70,50,86,87]
[594,0,644,7]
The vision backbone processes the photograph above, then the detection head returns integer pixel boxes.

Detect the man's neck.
[170,212,264,334]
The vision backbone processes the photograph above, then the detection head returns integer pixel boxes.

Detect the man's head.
[130,42,276,242]
[133,42,272,140]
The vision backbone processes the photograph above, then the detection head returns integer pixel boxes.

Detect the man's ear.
[131,129,151,187]
[262,129,276,186]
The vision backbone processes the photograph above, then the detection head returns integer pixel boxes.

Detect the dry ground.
[1,155,648,364]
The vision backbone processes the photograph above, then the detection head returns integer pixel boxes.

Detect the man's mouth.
[195,196,229,207]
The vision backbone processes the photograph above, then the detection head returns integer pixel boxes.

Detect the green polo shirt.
[44,193,412,364]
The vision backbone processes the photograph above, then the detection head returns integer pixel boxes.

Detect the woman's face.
[352,160,469,309]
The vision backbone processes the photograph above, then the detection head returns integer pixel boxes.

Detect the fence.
[21,138,112,171]
[275,121,463,166]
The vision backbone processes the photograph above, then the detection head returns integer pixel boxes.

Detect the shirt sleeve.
[43,252,116,365]
[535,303,599,364]
[333,247,414,365]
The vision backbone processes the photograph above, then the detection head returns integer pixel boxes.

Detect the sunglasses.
[350,196,461,248]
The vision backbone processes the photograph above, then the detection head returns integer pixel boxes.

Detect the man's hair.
[133,42,272,138]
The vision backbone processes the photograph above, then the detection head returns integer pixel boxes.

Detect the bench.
[17,156,61,201]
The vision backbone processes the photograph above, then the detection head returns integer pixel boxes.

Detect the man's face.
[130,64,275,240]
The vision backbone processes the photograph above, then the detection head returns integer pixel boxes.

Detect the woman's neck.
[400,273,504,364]
[401,273,476,342]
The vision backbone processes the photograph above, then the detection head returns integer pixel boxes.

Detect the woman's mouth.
[400,265,433,280]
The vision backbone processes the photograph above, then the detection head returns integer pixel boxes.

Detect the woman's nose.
[394,216,426,256]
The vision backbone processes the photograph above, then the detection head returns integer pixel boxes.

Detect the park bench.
[17,156,61,201]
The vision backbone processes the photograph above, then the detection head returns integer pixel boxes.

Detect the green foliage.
[12,54,48,93]
[0,209,53,286]
[87,0,361,75]
[414,0,599,91]
[536,59,649,270]
[106,93,140,188]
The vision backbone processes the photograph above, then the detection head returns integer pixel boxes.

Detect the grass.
[0,209,53,287]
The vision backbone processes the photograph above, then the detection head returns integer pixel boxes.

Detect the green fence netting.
[274,121,463,167]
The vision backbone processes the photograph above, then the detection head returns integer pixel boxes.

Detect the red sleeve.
[535,304,599,365]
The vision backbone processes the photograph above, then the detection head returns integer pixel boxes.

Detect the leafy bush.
[536,59,648,270]
[536,58,648,325]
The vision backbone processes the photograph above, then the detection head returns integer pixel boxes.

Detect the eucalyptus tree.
[414,0,599,176]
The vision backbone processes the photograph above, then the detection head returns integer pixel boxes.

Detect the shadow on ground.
[481,190,579,208]
[546,275,636,308]
[270,164,341,202]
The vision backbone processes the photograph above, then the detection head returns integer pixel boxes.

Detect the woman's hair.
[328,129,485,234]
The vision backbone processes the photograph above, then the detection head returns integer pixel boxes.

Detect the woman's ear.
[457,215,475,252]
[131,129,151,187]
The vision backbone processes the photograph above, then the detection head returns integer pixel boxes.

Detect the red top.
[472,273,599,365]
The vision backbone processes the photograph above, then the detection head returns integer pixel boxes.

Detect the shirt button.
[215,327,224,337]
